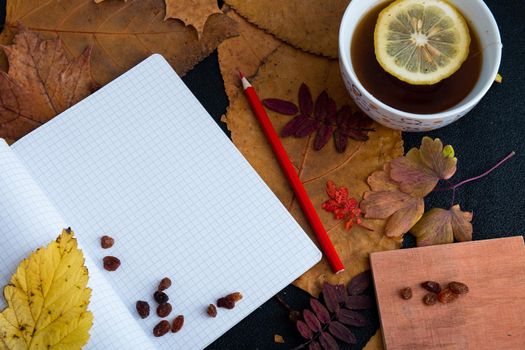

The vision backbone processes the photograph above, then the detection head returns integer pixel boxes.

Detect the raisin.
[225,292,243,303]
[400,287,412,300]
[438,288,458,303]
[136,300,150,319]
[448,281,469,295]
[217,297,235,309]
[158,277,172,291]
[100,235,114,249]
[153,291,169,305]
[103,256,121,271]
[207,304,217,317]
[171,315,184,333]
[153,320,170,337]
[157,303,173,317]
[421,281,442,294]
[423,293,437,305]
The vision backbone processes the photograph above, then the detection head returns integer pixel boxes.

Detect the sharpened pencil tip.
[238,71,244,79]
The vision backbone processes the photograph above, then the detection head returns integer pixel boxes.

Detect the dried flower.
[322,180,363,230]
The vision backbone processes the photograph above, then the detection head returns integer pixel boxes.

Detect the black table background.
[1,0,523,349]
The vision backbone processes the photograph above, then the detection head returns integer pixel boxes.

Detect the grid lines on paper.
[12,55,321,349]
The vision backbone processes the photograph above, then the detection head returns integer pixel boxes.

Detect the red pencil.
[239,72,344,274]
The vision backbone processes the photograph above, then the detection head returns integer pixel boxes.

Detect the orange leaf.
[411,205,473,246]
[0,26,97,141]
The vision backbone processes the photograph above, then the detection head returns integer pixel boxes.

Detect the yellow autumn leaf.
[0,229,93,350]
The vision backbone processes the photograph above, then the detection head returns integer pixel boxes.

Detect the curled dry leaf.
[224,0,350,57]
[389,137,457,197]
[221,42,403,296]
[164,0,222,37]
[0,26,97,142]
[0,0,238,87]
[0,229,93,349]
[410,205,473,246]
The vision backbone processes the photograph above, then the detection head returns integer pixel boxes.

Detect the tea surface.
[351,1,482,114]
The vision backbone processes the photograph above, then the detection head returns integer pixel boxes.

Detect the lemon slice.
[374,0,471,85]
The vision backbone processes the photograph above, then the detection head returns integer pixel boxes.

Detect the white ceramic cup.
[339,0,502,132]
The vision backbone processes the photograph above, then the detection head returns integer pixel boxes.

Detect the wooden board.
[370,237,525,349]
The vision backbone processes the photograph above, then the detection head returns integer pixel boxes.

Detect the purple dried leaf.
[310,298,330,324]
[345,128,370,142]
[335,105,352,126]
[314,125,333,150]
[281,115,309,137]
[298,83,313,115]
[336,309,367,327]
[328,321,357,344]
[303,309,322,332]
[345,295,373,309]
[314,91,329,120]
[347,270,372,295]
[294,118,319,137]
[326,98,337,119]
[355,111,373,127]
[263,98,298,115]
[322,283,340,313]
[333,130,348,153]
[308,341,322,350]
[319,332,340,350]
[296,320,313,339]
[334,284,347,303]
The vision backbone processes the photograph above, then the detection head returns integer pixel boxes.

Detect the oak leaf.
[0,229,93,349]
[220,30,403,296]
[410,205,473,246]
[389,137,457,197]
[0,0,237,87]
[0,27,97,142]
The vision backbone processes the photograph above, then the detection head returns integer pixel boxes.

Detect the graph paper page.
[11,54,321,349]
[0,140,156,349]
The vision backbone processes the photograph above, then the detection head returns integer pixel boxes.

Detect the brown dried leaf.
[218,6,282,104]
[389,137,457,196]
[225,0,349,58]
[165,0,222,37]
[0,27,97,141]
[1,0,238,87]
[222,43,403,296]
[410,205,473,246]
[363,330,385,350]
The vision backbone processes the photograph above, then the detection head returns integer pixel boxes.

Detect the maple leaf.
[410,205,473,246]
[389,137,457,197]
[0,229,93,349]
[96,0,222,37]
[0,26,97,142]
[262,83,374,152]
[322,180,363,230]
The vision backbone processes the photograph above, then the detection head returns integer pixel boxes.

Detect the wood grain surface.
[370,237,525,349]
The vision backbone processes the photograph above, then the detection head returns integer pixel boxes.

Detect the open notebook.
[0,54,321,349]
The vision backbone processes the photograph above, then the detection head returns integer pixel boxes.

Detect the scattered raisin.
[225,292,243,302]
[136,300,150,319]
[171,315,184,333]
[438,288,458,303]
[153,320,170,337]
[158,277,172,291]
[217,297,235,309]
[153,291,169,305]
[100,235,114,249]
[400,287,412,300]
[207,304,217,317]
[421,281,442,294]
[103,256,121,271]
[449,281,469,295]
[423,293,438,305]
[157,303,173,318]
